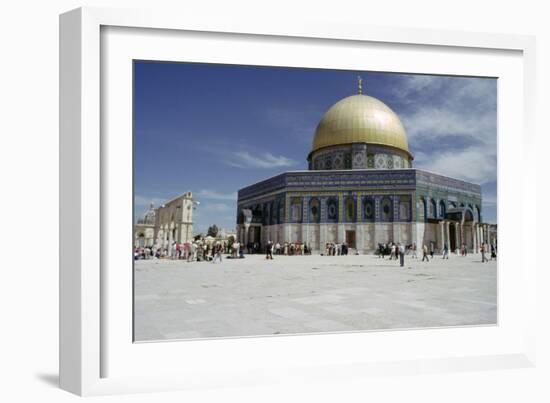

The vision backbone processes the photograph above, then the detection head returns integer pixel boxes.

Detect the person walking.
[422,244,430,262]
[442,242,449,259]
[429,242,434,259]
[398,243,405,267]
[411,242,418,259]
[266,241,273,260]
[212,244,223,264]
[481,242,488,263]
[490,243,497,260]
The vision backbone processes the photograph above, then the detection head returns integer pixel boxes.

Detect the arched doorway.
[463,209,475,251]
[449,224,457,251]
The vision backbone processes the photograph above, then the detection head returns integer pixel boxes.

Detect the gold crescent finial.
[357,75,363,94]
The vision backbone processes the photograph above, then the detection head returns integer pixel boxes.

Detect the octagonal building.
[236,80,493,253]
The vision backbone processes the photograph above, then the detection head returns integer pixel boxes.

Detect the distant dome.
[309,94,411,159]
[137,202,156,225]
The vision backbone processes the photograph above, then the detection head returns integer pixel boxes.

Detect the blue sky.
[134,61,497,232]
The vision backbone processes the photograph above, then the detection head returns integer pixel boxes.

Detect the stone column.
[438,221,445,252]
[477,224,482,251]
[168,225,173,257]
[473,224,478,253]
[243,223,250,248]
[459,223,465,250]
[445,222,451,251]
[454,223,460,254]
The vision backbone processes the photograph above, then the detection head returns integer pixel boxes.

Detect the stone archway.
[462,208,475,252]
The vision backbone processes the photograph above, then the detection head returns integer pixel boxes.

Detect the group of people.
[324,242,350,256]
[377,242,407,266]
[376,240,497,265]
[135,238,497,265]
[263,241,312,259]
[133,239,246,263]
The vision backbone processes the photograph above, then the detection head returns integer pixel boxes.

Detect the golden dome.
[310,94,411,158]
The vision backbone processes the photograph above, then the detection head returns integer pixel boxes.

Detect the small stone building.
[134,192,195,248]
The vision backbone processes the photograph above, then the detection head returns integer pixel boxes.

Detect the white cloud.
[402,107,496,145]
[390,74,497,190]
[414,146,496,185]
[225,151,296,169]
[394,75,496,146]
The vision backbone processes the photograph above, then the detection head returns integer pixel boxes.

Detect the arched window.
[325,156,332,170]
[326,197,338,222]
[269,202,276,225]
[290,198,302,222]
[475,205,481,222]
[344,153,352,169]
[439,200,446,218]
[399,199,410,221]
[430,198,437,219]
[418,198,426,221]
[345,197,356,222]
[309,198,320,223]
[277,199,285,224]
[381,197,393,221]
[363,197,374,221]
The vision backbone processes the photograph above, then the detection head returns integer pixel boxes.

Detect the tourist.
[481,243,488,263]
[188,242,197,262]
[411,242,417,259]
[490,243,497,260]
[398,243,405,267]
[422,244,429,262]
[390,243,396,260]
[442,242,449,259]
[429,242,434,259]
[212,244,223,263]
[275,242,281,255]
[266,240,273,260]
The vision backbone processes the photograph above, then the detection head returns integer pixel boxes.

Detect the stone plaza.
[134,253,497,341]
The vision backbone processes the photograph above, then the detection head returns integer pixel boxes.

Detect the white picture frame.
[59,6,537,396]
